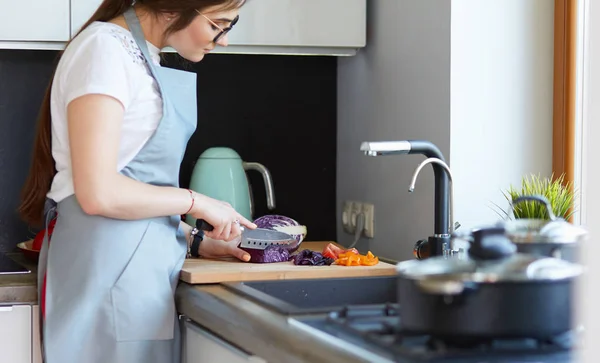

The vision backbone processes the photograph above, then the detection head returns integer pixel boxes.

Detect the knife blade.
[195,219,298,250]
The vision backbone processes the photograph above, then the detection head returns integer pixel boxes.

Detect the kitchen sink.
[222,276,398,315]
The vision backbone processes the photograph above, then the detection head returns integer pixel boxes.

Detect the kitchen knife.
[195,219,298,250]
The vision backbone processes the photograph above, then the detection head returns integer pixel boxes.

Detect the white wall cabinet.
[219,0,366,56]
[0,305,32,363]
[0,0,366,55]
[0,0,69,42]
[71,0,104,38]
[182,319,266,363]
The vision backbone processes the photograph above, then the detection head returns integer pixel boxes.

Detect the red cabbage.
[254,214,299,228]
[289,249,334,266]
[242,245,291,263]
[253,214,307,245]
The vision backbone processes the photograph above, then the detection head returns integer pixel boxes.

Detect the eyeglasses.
[196,10,239,43]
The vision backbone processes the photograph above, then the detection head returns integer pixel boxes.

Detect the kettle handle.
[243,162,276,215]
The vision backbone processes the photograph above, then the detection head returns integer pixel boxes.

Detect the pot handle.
[415,279,478,295]
[510,195,557,221]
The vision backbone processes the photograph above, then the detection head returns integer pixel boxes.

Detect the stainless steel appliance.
[291,303,580,363]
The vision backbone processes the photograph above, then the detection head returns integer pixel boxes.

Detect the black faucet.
[360,140,451,258]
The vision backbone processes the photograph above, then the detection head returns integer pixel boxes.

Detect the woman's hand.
[197,236,251,262]
[190,192,256,242]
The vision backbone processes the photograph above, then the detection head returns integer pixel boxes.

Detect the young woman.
[18,0,254,362]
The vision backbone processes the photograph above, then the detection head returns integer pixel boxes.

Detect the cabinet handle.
[0,306,13,312]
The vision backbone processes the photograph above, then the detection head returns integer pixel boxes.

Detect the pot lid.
[397,224,584,283]
[396,253,583,283]
[502,195,588,244]
[502,218,588,244]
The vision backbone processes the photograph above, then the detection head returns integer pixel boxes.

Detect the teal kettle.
[186,147,276,226]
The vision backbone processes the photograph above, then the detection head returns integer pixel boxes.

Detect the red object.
[31,218,57,251]
[322,243,358,260]
[38,216,57,320]
[16,241,40,262]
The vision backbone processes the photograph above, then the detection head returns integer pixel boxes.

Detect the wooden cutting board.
[180,241,397,284]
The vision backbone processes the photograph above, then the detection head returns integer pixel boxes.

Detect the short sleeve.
[59,32,136,110]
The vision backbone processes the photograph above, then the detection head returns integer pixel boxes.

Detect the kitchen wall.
[450,0,555,231]
[337,0,555,261]
[0,50,337,252]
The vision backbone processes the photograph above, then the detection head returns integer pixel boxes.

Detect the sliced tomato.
[322,243,360,260]
[322,243,343,259]
[322,249,337,260]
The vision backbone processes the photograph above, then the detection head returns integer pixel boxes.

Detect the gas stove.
[290,304,581,363]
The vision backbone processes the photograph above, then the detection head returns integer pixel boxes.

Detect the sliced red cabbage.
[241,244,292,263]
[290,249,334,266]
[253,215,307,244]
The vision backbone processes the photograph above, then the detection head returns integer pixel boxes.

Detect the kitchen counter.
[0,253,38,305]
[175,282,384,363]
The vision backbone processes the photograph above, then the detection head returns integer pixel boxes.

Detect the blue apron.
[38,7,197,363]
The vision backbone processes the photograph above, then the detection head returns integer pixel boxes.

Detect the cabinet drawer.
[183,319,266,363]
[0,305,32,363]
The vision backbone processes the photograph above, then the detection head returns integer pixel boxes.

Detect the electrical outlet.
[342,200,375,238]
[342,200,354,233]
[350,201,362,231]
[361,202,375,238]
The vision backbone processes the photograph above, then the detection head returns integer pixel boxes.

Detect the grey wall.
[337,0,555,262]
[337,0,451,261]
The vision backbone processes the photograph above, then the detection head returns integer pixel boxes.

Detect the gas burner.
[425,332,578,353]
[327,304,401,339]
[330,303,399,319]
[306,304,581,362]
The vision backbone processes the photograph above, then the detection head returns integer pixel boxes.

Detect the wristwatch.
[189,226,204,258]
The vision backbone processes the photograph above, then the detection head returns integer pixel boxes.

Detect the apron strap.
[123,8,162,81]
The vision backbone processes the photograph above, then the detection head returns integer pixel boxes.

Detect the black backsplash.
[0,50,337,252]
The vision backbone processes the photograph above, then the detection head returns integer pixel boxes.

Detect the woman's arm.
[179,221,250,262]
[68,94,255,240]
[68,94,193,219]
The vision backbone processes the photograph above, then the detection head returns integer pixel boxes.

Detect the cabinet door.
[71,0,104,37]
[32,305,43,363]
[228,0,366,47]
[183,319,266,363]
[0,0,69,41]
[0,305,32,363]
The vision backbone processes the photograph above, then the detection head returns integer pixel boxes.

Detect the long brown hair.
[19,0,246,227]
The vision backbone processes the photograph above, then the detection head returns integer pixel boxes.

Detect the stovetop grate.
[324,303,579,362]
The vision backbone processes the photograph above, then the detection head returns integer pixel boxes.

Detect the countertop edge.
[175,282,376,363]
[0,253,38,305]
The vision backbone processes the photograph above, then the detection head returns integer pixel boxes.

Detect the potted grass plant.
[493,173,577,221]
[490,173,585,263]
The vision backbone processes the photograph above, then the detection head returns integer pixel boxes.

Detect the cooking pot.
[500,195,587,262]
[396,225,583,340]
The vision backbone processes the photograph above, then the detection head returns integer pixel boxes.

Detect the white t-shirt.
[47,21,164,203]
